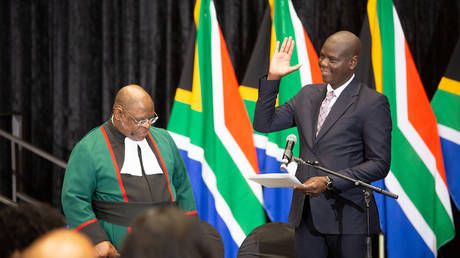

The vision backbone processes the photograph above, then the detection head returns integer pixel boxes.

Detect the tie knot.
[327,90,335,98]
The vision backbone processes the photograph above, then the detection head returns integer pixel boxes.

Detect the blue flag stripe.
[256,147,293,222]
[440,137,460,209]
[384,195,435,258]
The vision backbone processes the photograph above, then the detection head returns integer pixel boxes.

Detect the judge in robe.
[62,85,197,258]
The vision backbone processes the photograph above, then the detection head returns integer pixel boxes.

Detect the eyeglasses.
[119,106,158,126]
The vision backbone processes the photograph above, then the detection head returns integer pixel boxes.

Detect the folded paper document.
[248,173,302,188]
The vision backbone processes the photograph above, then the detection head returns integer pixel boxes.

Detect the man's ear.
[113,108,122,120]
[349,55,359,70]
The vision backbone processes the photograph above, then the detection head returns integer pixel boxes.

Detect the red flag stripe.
[219,29,260,174]
[303,29,322,84]
[404,42,448,185]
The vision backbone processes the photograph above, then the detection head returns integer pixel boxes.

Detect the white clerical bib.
[120,137,163,176]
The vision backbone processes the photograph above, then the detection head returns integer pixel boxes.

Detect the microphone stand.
[292,156,398,258]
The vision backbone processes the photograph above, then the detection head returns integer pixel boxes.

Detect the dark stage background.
[0,0,459,256]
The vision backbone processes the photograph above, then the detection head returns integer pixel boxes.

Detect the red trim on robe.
[147,132,175,202]
[101,127,129,202]
[74,219,98,231]
[185,211,198,215]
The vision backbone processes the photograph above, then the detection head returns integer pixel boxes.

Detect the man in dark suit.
[253,31,392,258]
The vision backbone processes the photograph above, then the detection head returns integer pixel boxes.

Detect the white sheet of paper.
[248,173,302,188]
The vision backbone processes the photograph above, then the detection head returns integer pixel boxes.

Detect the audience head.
[0,202,66,258]
[22,229,95,258]
[121,206,213,258]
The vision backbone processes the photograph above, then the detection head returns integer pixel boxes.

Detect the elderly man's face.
[117,103,155,141]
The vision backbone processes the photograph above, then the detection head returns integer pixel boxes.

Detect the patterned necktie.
[316,90,335,136]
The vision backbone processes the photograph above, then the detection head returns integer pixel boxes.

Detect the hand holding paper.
[248,173,302,188]
[293,176,328,196]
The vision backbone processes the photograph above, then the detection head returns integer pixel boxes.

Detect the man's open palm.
[267,37,302,80]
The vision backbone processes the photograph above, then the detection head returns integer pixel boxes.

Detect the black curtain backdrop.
[1,0,459,256]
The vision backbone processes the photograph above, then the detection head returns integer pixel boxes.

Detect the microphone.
[280,134,297,171]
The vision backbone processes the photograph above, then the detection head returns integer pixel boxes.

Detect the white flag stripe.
[253,134,284,161]
[438,123,460,145]
[288,0,312,87]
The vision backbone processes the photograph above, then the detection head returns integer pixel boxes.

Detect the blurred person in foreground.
[0,202,66,258]
[22,229,95,258]
[62,85,197,258]
[121,206,218,258]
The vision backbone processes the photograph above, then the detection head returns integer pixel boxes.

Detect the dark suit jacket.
[253,77,392,234]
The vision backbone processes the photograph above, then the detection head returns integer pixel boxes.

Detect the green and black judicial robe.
[61,121,197,249]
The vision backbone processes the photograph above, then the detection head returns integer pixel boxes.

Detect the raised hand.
[267,37,302,80]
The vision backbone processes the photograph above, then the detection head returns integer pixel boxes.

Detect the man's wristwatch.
[326,176,333,190]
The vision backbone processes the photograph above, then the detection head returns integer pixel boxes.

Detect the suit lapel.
[315,79,361,142]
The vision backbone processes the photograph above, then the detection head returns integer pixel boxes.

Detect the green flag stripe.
[273,0,301,104]
[243,100,256,123]
[431,89,460,130]
[168,101,192,135]
[377,0,397,120]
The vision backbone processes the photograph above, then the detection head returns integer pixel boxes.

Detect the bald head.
[22,229,95,258]
[112,85,156,140]
[325,30,361,59]
[114,84,154,111]
[319,31,361,88]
